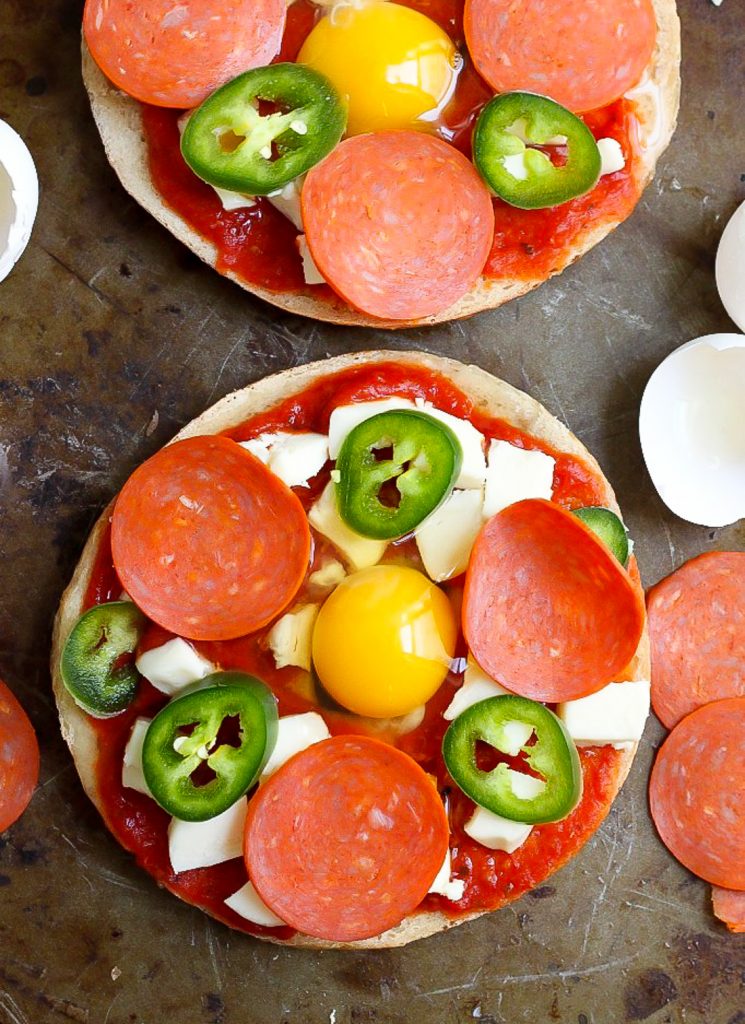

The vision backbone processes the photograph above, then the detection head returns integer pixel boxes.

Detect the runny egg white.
[715,199,745,333]
[0,119,38,283]
[639,334,745,528]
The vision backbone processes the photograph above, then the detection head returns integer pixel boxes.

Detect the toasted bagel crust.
[80,0,679,327]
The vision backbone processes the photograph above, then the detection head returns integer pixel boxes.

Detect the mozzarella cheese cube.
[168,798,247,874]
[502,152,529,181]
[136,638,214,696]
[297,234,325,285]
[308,482,387,570]
[558,679,650,749]
[464,806,533,854]
[414,399,487,489]
[225,881,285,927]
[598,137,626,176]
[266,177,304,230]
[327,398,416,458]
[443,674,510,721]
[261,712,331,779]
[240,431,328,489]
[500,720,535,758]
[121,718,152,797]
[214,186,256,212]
[416,488,484,582]
[507,769,546,800]
[267,604,320,671]
[428,849,466,902]
[483,439,555,517]
[308,559,346,590]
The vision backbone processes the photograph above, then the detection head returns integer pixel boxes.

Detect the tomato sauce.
[82,363,628,937]
[139,0,643,300]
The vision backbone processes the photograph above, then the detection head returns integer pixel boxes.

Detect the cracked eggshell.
[639,334,745,528]
[0,120,39,283]
[716,200,745,332]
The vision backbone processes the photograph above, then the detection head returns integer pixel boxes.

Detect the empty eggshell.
[639,334,745,528]
[0,119,39,283]
[715,200,745,332]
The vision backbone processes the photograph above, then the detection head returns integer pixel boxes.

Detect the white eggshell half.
[639,334,745,528]
[715,200,745,333]
[0,119,39,283]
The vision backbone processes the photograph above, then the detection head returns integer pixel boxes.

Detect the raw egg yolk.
[298,1,458,136]
[312,565,457,719]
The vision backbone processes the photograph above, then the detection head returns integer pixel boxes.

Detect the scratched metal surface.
[1,0,744,1022]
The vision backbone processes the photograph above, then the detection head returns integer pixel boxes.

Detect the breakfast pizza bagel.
[52,351,650,948]
[81,0,680,328]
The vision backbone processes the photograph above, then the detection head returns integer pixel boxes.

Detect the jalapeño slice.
[335,410,462,540]
[573,506,630,566]
[181,63,346,196]
[142,672,278,822]
[60,601,145,718]
[442,694,582,824]
[473,92,602,210]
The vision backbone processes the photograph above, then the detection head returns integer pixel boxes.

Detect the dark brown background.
[1,0,744,1021]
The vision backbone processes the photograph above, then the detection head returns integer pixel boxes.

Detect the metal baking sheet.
[0,0,743,1020]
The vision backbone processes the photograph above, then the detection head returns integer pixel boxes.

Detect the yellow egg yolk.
[312,564,457,719]
[298,1,459,136]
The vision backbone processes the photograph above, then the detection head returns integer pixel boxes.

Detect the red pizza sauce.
[84,363,628,937]
[140,0,644,299]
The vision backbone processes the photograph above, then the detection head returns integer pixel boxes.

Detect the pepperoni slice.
[650,698,745,891]
[647,552,745,729]
[464,0,657,113]
[0,680,39,833]
[244,735,449,941]
[83,0,286,108]
[302,132,495,321]
[111,436,310,641]
[463,499,645,702]
[712,887,745,934]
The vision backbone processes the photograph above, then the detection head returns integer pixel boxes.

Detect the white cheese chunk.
[444,658,511,720]
[297,234,325,285]
[136,638,214,696]
[308,481,387,570]
[464,806,533,854]
[428,849,466,902]
[597,137,626,176]
[558,679,650,749]
[168,799,247,873]
[260,712,331,779]
[225,881,285,927]
[267,605,320,672]
[240,431,328,488]
[416,488,484,582]
[308,559,346,590]
[122,718,153,797]
[502,152,530,181]
[483,439,555,517]
[214,186,256,212]
[500,721,535,757]
[507,769,546,800]
[328,398,416,459]
[414,399,487,489]
[266,176,304,230]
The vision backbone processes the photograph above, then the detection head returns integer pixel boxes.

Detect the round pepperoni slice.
[111,436,310,641]
[463,499,645,702]
[464,0,657,113]
[647,552,745,729]
[302,132,495,321]
[244,735,449,941]
[712,886,745,934]
[650,697,745,891]
[0,680,39,833]
[83,0,287,108]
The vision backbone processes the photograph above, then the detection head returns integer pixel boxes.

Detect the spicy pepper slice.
[181,63,347,196]
[60,601,145,718]
[573,506,630,566]
[335,410,462,540]
[142,672,278,822]
[473,92,601,210]
[442,694,582,823]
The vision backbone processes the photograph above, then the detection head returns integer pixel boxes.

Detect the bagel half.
[81,0,680,328]
[52,351,650,947]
